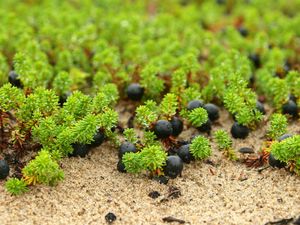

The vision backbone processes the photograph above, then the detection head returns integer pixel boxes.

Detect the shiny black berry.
[197,119,212,133]
[126,83,144,101]
[231,122,249,139]
[248,53,261,68]
[177,144,194,163]
[187,100,204,111]
[0,160,9,179]
[268,153,286,168]
[164,155,183,179]
[154,120,173,139]
[256,101,266,115]
[282,100,298,117]
[170,117,183,136]
[119,142,137,159]
[70,143,90,157]
[277,134,293,142]
[90,131,105,148]
[204,103,219,121]
[117,160,126,173]
[8,71,23,88]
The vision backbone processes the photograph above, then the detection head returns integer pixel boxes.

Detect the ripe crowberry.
[119,142,137,159]
[204,103,219,121]
[126,83,144,101]
[231,122,249,139]
[170,117,183,136]
[154,120,173,139]
[177,144,194,163]
[187,100,204,111]
[0,160,9,179]
[163,155,183,179]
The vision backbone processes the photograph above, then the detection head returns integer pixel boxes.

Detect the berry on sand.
[164,155,183,179]
[231,122,249,139]
[90,131,105,148]
[154,120,173,139]
[269,153,286,168]
[70,143,90,157]
[119,142,137,159]
[204,103,219,121]
[177,144,194,163]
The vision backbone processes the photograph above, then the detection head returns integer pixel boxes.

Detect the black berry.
[164,155,183,179]
[248,53,261,68]
[59,91,72,107]
[119,142,137,159]
[8,71,23,88]
[282,100,298,117]
[238,27,248,37]
[231,122,249,139]
[268,153,286,168]
[177,144,194,163]
[204,103,219,121]
[70,143,90,157]
[90,131,105,148]
[0,160,9,179]
[187,100,204,111]
[117,160,126,173]
[154,120,173,139]
[170,117,183,136]
[277,134,293,142]
[289,94,297,102]
[256,101,266,115]
[105,212,117,224]
[126,83,144,101]
[197,119,212,133]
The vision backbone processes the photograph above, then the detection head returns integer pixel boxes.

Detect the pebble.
[239,147,254,154]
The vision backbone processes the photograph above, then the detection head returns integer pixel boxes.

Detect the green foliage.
[186,107,208,128]
[140,64,164,99]
[60,91,91,121]
[267,114,288,140]
[5,178,28,196]
[0,84,25,112]
[123,128,138,144]
[160,93,178,119]
[22,149,64,186]
[214,130,232,150]
[141,131,159,147]
[122,152,144,174]
[123,145,167,174]
[213,129,237,161]
[139,145,167,172]
[190,136,211,160]
[285,70,300,105]
[52,71,71,96]
[223,73,262,127]
[135,100,159,128]
[271,135,300,174]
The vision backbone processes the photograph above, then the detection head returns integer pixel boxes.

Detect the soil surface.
[0,107,300,225]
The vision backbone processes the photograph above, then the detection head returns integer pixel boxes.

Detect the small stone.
[148,191,161,199]
[239,147,254,154]
[105,212,117,223]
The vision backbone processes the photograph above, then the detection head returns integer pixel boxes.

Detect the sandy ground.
[0,107,300,225]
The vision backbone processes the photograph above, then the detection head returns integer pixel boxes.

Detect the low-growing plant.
[189,136,211,160]
[267,114,288,140]
[5,178,29,196]
[270,135,300,174]
[214,129,237,161]
[22,149,64,186]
